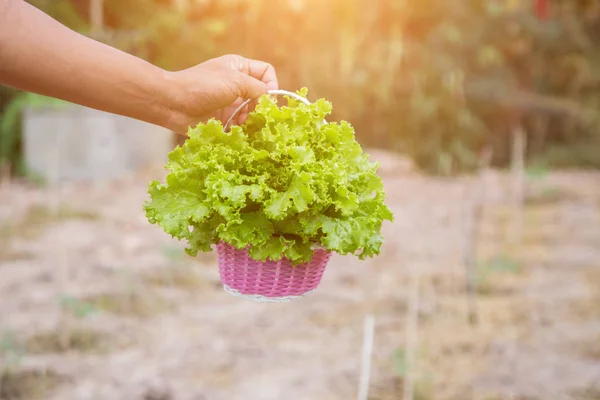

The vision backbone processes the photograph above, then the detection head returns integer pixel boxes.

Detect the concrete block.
[23,104,174,185]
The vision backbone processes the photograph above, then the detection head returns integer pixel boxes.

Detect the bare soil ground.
[1,158,599,400]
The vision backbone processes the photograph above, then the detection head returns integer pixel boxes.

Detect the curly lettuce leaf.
[144,88,394,265]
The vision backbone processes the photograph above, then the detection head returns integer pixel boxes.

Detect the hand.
[163,54,279,135]
[0,2,279,136]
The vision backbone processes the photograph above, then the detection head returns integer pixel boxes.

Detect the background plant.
[2,0,600,176]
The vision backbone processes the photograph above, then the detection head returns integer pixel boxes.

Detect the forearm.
[0,1,176,129]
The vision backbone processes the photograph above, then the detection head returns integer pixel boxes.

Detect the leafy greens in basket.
[144,88,394,265]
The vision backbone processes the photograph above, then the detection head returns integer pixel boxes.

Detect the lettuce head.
[144,89,394,265]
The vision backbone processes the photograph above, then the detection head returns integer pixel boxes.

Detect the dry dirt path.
[0,166,599,400]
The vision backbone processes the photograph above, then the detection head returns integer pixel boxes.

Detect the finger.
[233,72,268,100]
[230,97,248,127]
[221,97,245,126]
[227,97,244,114]
[229,55,279,91]
[237,107,249,125]
[246,58,279,91]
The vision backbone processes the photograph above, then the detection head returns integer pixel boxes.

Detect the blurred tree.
[3,0,600,176]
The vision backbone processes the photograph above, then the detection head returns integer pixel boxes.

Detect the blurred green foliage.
[2,0,600,176]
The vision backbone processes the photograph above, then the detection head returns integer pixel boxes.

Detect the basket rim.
[211,241,328,251]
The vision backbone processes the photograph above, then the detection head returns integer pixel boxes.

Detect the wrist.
[123,63,181,134]
[156,69,189,135]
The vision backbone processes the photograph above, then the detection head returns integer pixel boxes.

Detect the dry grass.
[0,203,99,242]
[578,333,600,360]
[524,185,576,206]
[478,396,539,400]
[475,255,522,296]
[26,329,116,354]
[565,268,600,321]
[571,385,600,400]
[82,290,174,318]
[141,265,214,291]
[140,386,174,400]
[160,245,217,265]
[0,369,64,400]
[586,268,600,306]
[0,248,33,264]
[369,376,435,400]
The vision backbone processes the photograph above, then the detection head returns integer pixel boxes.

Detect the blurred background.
[1,0,600,399]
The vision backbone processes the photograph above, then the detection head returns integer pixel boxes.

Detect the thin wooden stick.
[509,125,526,247]
[462,147,492,326]
[90,0,104,35]
[50,129,71,349]
[403,263,421,400]
[0,162,10,187]
[462,198,478,326]
[357,314,375,400]
[357,256,379,400]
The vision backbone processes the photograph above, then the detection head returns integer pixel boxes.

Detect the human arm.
[0,1,278,134]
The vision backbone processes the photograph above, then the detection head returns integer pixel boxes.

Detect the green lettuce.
[144,88,394,265]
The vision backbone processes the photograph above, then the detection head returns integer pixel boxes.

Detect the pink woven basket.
[218,90,332,302]
[216,242,332,302]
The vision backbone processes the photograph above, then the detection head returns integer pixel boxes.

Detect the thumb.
[232,72,269,100]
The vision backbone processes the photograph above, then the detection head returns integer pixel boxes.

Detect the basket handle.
[223,89,314,132]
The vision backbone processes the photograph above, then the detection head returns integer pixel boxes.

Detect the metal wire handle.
[223,89,318,132]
